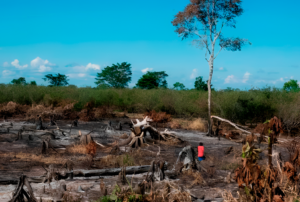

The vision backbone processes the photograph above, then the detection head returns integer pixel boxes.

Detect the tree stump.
[80,134,93,145]
[116,122,122,130]
[36,116,46,130]
[146,160,165,181]
[176,145,197,171]
[50,115,56,126]
[16,129,23,141]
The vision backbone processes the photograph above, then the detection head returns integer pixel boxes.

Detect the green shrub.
[0,85,299,125]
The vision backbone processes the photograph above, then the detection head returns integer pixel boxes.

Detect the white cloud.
[2,70,14,76]
[11,59,28,69]
[190,69,197,79]
[242,72,251,83]
[67,73,86,78]
[219,67,224,70]
[224,75,235,83]
[141,68,153,73]
[85,63,100,71]
[3,62,9,67]
[30,57,55,72]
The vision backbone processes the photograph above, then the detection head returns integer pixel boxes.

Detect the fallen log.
[0,165,151,185]
[211,115,251,134]
[0,122,13,128]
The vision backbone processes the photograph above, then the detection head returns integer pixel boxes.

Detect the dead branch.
[211,115,251,134]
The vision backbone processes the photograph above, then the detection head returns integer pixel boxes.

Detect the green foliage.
[128,195,143,202]
[110,184,121,201]
[11,78,37,86]
[173,82,185,90]
[222,87,240,92]
[283,79,300,92]
[11,77,27,85]
[95,62,132,88]
[194,76,214,91]
[241,142,261,161]
[73,102,84,112]
[43,73,69,86]
[29,81,37,85]
[0,85,299,126]
[135,71,168,89]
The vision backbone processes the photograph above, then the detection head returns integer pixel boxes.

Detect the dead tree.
[106,116,183,148]
[10,175,37,202]
[211,116,251,134]
[146,160,165,182]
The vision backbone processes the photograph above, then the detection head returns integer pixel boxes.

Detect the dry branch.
[211,115,251,134]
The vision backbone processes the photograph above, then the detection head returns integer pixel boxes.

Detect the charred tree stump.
[28,135,34,141]
[214,120,221,140]
[116,122,122,130]
[36,116,46,130]
[50,115,56,126]
[15,129,23,141]
[41,138,57,154]
[176,146,197,171]
[42,140,49,154]
[73,119,78,127]
[105,121,114,131]
[146,160,165,182]
[10,175,37,202]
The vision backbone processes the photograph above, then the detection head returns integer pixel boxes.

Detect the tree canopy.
[194,76,214,91]
[95,62,132,88]
[173,82,186,90]
[135,71,168,89]
[43,73,69,87]
[283,79,299,92]
[11,77,27,85]
[11,77,37,86]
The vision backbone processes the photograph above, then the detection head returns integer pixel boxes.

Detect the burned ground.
[0,115,296,202]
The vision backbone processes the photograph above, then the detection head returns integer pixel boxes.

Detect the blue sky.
[1,0,300,90]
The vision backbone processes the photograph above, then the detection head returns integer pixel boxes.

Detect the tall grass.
[0,84,298,124]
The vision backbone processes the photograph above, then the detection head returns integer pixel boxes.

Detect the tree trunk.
[207,57,214,136]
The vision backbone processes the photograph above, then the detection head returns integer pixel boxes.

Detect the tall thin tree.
[172,0,250,135]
